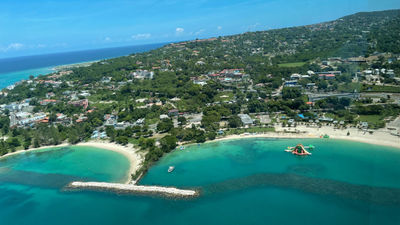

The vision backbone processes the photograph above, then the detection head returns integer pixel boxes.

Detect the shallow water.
[0,67,54,89]
[1,139,400,225]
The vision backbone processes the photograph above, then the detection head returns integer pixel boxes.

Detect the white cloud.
[104,37,112,42]
[217,26,222,30]
[0,43,24,52]
[195,29,206,35]
[131,33,151,40]
[176,27,184,34]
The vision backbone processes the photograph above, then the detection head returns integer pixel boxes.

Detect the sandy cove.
[76,141,144,184]
[0,140,144,184]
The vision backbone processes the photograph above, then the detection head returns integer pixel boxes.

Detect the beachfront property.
[91,130,108,139]
[115,122,133,130]
[238,114,254,126]
[9,112,47,127]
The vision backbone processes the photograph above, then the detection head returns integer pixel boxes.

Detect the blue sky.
[0,0,399,58]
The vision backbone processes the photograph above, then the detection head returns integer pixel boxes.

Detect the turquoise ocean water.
[0,67,54,89]
[1,139,400,225]
[0,43,165,89]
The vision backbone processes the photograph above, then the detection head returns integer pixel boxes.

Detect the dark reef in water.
[202,173,400,206]
[0,169,87,189]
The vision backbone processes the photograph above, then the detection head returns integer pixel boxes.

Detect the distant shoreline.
[51,60,99,71]
[0,42,166,89]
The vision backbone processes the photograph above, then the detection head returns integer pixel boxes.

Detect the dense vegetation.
[1,9,400,177]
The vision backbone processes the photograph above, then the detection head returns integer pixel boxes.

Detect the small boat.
[180,146,185,150]
[168,166,175,173]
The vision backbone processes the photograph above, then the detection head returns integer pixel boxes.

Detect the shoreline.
[1,128,398,197]
[52,60,99,71]
[0,143,70,160]
[2,126,398,173]
[184,126,400,149]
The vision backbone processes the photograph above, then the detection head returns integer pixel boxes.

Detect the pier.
[68,181,198,197]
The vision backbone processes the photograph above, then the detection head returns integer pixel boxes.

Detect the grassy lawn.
[214,92,234,102]
[145,118,159,126]
[323,113,347,122]
[224,127,275,135]
[338,82,362,93]
[278,62,306,68]
[128,137,140,145]
[362,85,400,93]
[356,114,387,129]
[357,115,383,124]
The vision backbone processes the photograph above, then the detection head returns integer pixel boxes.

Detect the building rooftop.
[238,114,253,125]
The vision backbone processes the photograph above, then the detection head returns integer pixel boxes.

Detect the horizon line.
[2,8,399,60]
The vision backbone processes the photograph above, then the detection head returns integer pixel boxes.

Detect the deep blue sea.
[0,43,165,89]
[1,139,400,225]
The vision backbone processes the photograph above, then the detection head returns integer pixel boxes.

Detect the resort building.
[238,114,254,126]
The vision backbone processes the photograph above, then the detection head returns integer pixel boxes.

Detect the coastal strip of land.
[206,126,400,149]
[68,181,198,197]
[1,126,399,168]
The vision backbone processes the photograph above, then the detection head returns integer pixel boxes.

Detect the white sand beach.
[211,126,400,149]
